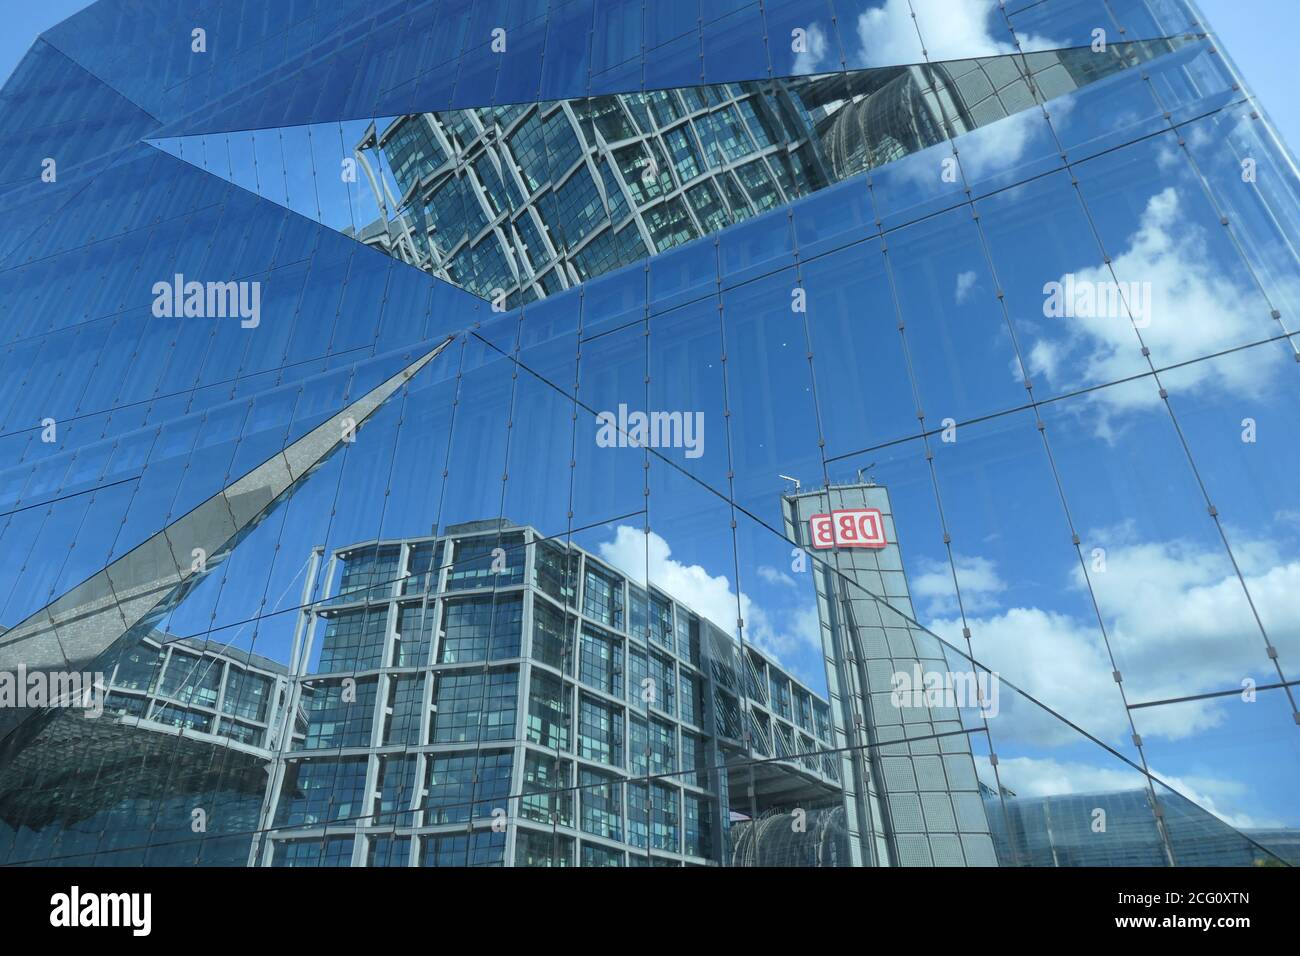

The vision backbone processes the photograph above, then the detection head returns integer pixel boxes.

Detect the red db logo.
[809,509,887,550]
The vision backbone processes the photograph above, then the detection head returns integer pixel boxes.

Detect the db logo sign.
[810,509,887,550]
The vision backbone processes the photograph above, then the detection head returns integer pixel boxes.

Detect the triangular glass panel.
[148,41,1189,310]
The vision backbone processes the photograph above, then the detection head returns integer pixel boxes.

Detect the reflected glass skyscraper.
[0,0,1297,868]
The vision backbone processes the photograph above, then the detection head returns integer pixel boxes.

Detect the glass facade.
[0,0,1296,869]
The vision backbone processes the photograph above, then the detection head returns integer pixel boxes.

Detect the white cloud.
[1024,187,1270,426]
[757,564,798,588]
[931,604,1171,747]
[792,22,834,75]
[978,754,1145,797]
[1077,531,1300,700]
[858,0,992,66]
[912,552,1005,615]
[927,531,1299,748]
[977,755,1281,830]
[854,0,1061,66]
[954,269,979,303]
[954,107,1046,180]
[596,526,820,670]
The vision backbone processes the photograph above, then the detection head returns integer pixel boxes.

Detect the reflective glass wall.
[0,0,1297,868]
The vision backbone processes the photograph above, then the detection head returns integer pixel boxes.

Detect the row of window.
[274,749,715,860]
[368,83,824,306]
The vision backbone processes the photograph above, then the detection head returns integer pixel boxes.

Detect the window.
[649,717,676,777]
[679,671,699,726]
[366,835,411,867]
[532,599,575,673]
[394,602,434,667]
[513,209,552,270]
[438,594,523,663]
[526,670,571,750]
[219,720,262,745]
[769,672,792,719]
[514,830,573,867]
[275,758,368,826]
[507,111,549,192]
[151,704,212,733]
[383,676,425,745]
[629,583,648,640]
[713,689,741,739]
[628,646,648,709]
[738,95,779,149]
[159,651,221,707]
[445,532,524,590]
[384,117,443,196]
[680,732,707,789]
[684,793,714,858]
[422,830,506,867]
[644,196,696,252]
[628,782,679,852]
[401,541,439,594]
[676,610,700,667]
[112,643,164,692]
[301,678,377,749]
[572,226,624,279]
[582,564,624,628]
[665,126,703,182]
[553,165,606,244]
[698,105,754,166]
[318,608,387,673]
[424,173,487,255]
[736,157,782,211]
[795,688,814,733]
[814,701,832,742]
[521,752,572,826]
[579,623,623,696]
[646,90,682,126]
[542,110,583,179]
[221,668,270,722]
[339,545,401,599]
[649,652,675,716]
[579,768,623,841]
[375,755,418,826]
[578,693,623,766]
[274,838,354,867]
[425,750,512,824]
[597,157,630,222]
[581,842,624,866]
[430,668,518,743]
[532,539,577,604]
[585,96,637,142]
[649,592,674,652]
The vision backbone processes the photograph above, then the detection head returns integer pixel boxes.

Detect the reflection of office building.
[0,634,290,866]
[784,482,998,867]
[101,633,294,754]
[255,519,842,867]
[350,42,1177,305]
[987,788,1300,868]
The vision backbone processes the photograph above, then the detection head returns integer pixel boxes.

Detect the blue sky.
[0,1,95,87]
[1197,0,1300,159]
